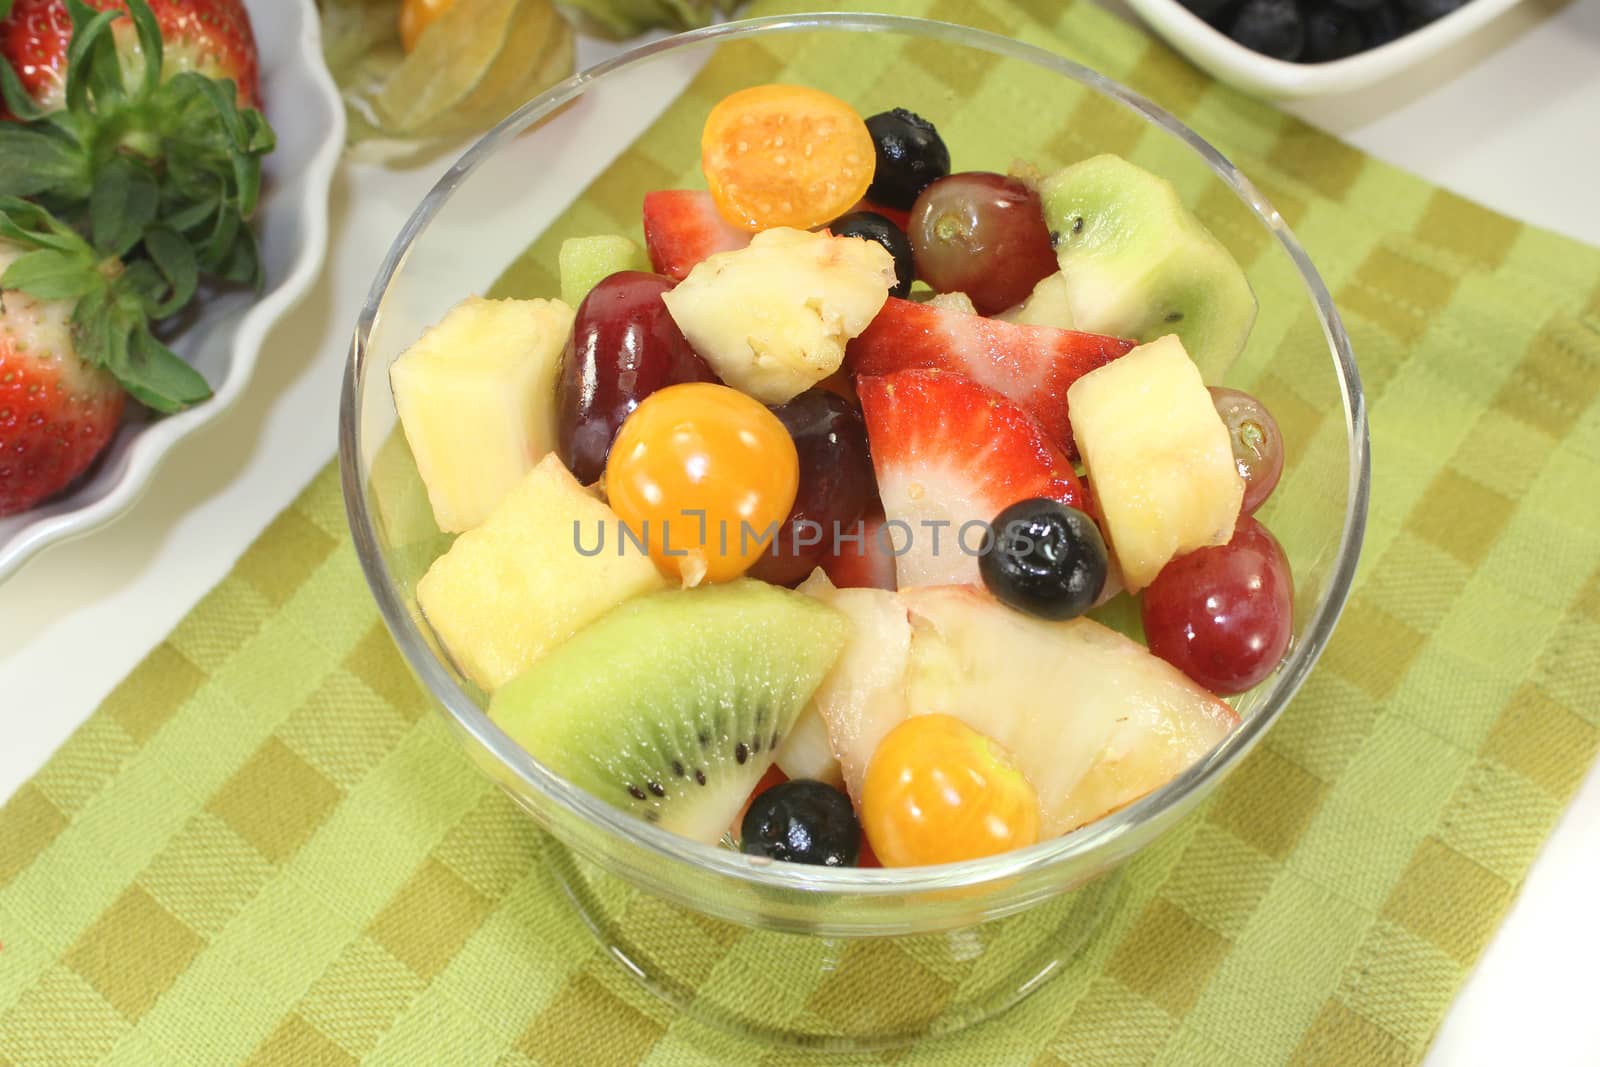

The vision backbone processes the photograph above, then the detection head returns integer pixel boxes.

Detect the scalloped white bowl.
[0,0,344,582]
[1123,0,1525,97]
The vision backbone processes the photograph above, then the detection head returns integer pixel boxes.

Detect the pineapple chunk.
[661,227,896,403]
[417,454,667,691]
[391,296,574,533]
[925,290,977,315]
[1066,334,1243,591]
[996,272,1076,329]
[795,569,912,804]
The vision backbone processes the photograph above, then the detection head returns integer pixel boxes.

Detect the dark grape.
[556,272,716,485]
[828,211,915,298]
[908,172,1058,316]
[1228,0,1305,60]
[864,109,951,212]
[1141,516,1294,695]
[1209,387,1285,514]
[740,779,860,866]
[980,498,1108,621]
[748,390,877,587]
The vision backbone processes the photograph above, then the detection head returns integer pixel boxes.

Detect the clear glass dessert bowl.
[340,13,1369,1048]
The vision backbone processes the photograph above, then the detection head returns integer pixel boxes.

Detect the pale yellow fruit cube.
[1066,334,1244,591]
[417,454,666,691]
[391,296,574,533]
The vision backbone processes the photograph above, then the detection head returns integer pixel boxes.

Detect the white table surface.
[2,3,1597,1062]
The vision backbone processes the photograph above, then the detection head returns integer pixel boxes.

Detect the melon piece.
[417,454,667,691]
[559,234,649,308]
[901,586,1239,837]
[390,296,574,532]
[1066,334,1244,591]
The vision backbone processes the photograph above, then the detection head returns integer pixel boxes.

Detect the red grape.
[557,271,716,484]
[908,172,1058,315]
[1140,515,1293,695]
[820,508,898,591]
[749,389,877,586]
[1209,387,1284,514]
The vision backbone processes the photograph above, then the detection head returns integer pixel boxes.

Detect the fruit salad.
[390,84,1296,869]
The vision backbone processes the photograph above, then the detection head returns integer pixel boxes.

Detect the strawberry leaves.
[0,0,273,279]
[0,193,210,412]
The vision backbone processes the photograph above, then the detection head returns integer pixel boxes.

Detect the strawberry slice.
[847,296,1134,458]
[857,369,1084,590]
[642,190,750,281]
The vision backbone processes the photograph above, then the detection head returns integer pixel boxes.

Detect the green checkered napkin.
[3,0,1598,1062]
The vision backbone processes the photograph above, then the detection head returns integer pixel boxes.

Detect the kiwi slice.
[1039,154,1256,374]
[558,234,650,308]
[488,580,849,844]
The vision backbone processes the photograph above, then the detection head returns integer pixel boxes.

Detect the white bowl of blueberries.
[1123,0,1523,97]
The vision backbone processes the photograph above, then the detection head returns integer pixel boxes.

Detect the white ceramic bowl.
[0,0,344,582]
[1122,0,1525,97]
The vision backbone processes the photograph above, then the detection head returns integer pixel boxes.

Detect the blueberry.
[1305,5,1367,60]
[740,779,860,866]
[1361,5,1404,45]
[864,109,951,212]
[980,498,1108,621]
[827,211,915,297]
[1178,0,1239,23]
[1398,0,1465,26]
[1228,0,1306,61]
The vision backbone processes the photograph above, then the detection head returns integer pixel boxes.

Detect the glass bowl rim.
[339,11,1371,896]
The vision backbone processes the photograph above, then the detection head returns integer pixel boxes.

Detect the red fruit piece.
[1141,514,1294,696]
[641,190,751,282]
[748,389,876,588]
[908,171,1058,315]
[857,369,1083,590]
[846,197,912,232]
[0,291,125,516]
[819,507,898,591]
[556,271,717,486]
[0,0,260,116]
[847,297,1133,458]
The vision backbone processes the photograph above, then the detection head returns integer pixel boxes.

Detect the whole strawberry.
[0,0,258,116]
[0,241,124,514]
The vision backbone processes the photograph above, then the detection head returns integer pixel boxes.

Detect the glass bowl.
[340,12,1369,1047]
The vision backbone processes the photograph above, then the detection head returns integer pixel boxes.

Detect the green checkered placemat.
[4,0,1599,1063]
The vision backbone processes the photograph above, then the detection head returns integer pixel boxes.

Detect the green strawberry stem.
[0,194,210,413]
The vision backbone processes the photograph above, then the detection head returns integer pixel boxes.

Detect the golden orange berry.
[399,0,457,54]
[605,383,799,585]
[861,714,1040,867]
[701,84,875,232]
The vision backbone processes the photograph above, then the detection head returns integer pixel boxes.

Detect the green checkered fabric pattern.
[4,0,1599,1062]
